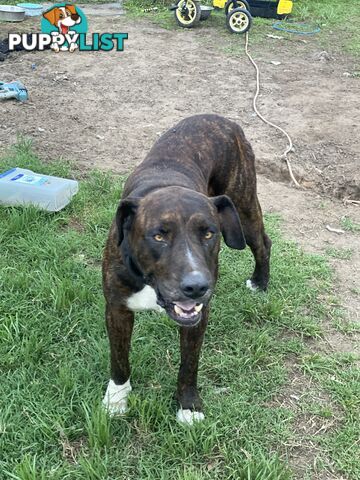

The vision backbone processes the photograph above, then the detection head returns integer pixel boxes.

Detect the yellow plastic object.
[213,0,227,8]
[277,0,293,15]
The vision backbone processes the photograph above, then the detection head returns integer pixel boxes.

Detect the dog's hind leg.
[236,195,271,291]
[102,303,134,416]
[226,132,271,291]
[176,308,209,425]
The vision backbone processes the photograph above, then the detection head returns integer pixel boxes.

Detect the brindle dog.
[102,114,271,424]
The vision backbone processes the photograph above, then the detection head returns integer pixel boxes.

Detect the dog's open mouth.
[167,301,203,327]
[60,24,69,35]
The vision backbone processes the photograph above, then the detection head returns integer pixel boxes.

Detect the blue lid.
[17,3,42,8]
[0,168,17,179]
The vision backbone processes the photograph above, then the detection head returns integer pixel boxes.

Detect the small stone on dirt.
[266,34,284,40]
[325,225,345,234]
[313,51,332,62]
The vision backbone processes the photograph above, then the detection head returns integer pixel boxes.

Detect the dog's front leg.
[102,303,134,416]
[176,308,209,425]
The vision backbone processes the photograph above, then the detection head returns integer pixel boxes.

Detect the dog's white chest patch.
[127,285,164,313]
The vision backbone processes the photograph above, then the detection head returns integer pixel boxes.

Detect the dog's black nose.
[180,271,209,299]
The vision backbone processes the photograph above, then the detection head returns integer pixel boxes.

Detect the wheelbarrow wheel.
[174,0,201,28]
[224,0,250,16]
[226,7,252,34]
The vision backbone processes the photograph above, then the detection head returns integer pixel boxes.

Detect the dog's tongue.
[174,301,197,312]
[61,24,69,34]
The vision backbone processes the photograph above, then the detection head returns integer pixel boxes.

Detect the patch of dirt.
[1,13,359,479]
[267,361,343,479]
[258,177,359,479]
[60,433,86,464]
[0,15,359,200]
[258,176,360,331]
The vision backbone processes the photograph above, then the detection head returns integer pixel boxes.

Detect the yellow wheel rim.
[228,1,247,13]
[176,0,198,25]
[229,11,249,32]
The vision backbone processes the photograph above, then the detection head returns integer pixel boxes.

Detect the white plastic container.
[0,5,26,22]
[0,167,78,212]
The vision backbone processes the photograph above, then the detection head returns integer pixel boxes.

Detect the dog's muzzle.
[157,291,210,327]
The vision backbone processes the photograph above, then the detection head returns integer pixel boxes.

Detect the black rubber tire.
[174,0,201,28]
[226,7,252,34]
[224,0,250,16]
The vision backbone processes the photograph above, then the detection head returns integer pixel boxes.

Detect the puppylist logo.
[42,3,87,52]
[8,3,128,53]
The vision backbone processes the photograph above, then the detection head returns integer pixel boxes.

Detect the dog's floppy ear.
[116,198,140,246]
[66,4,77,15]
[43,8,57,25]
[211,195,246,250]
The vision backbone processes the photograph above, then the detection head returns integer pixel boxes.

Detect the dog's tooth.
[194,304,203,313]
[174,305,182,316]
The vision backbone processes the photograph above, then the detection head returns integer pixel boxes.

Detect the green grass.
[340,216,360,233]
[325,247,354,260]
[292,0,360,57]
[123,0,360,59]
[302,353,360,477]
[0,141,359,479]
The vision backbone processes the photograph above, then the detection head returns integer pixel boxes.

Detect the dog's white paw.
[246,279,258,292]
[69,43,78,53]
[176,409,205,425]
[102,379,132,416]
[51,43,60,53]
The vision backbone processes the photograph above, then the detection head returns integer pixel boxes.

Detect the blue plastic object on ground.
[272,20,320,35]
[16,3,43,16]
[0,81,28,101]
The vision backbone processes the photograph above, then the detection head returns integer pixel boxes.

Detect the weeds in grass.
[340,216,360,233]
[325,247,354,260]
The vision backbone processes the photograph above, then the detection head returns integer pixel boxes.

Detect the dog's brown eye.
[204,231,213,240]
[154,234,164,242]
[59,13,64,18]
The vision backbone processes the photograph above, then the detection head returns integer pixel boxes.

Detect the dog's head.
[117,187,246,327]
[43,5,81,35]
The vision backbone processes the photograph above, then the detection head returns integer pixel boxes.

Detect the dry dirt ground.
[0,12,359,478]
[1,15,360,199]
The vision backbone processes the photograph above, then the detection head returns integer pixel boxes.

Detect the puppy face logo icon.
[42,3,87,52]
[43,5,81,35]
